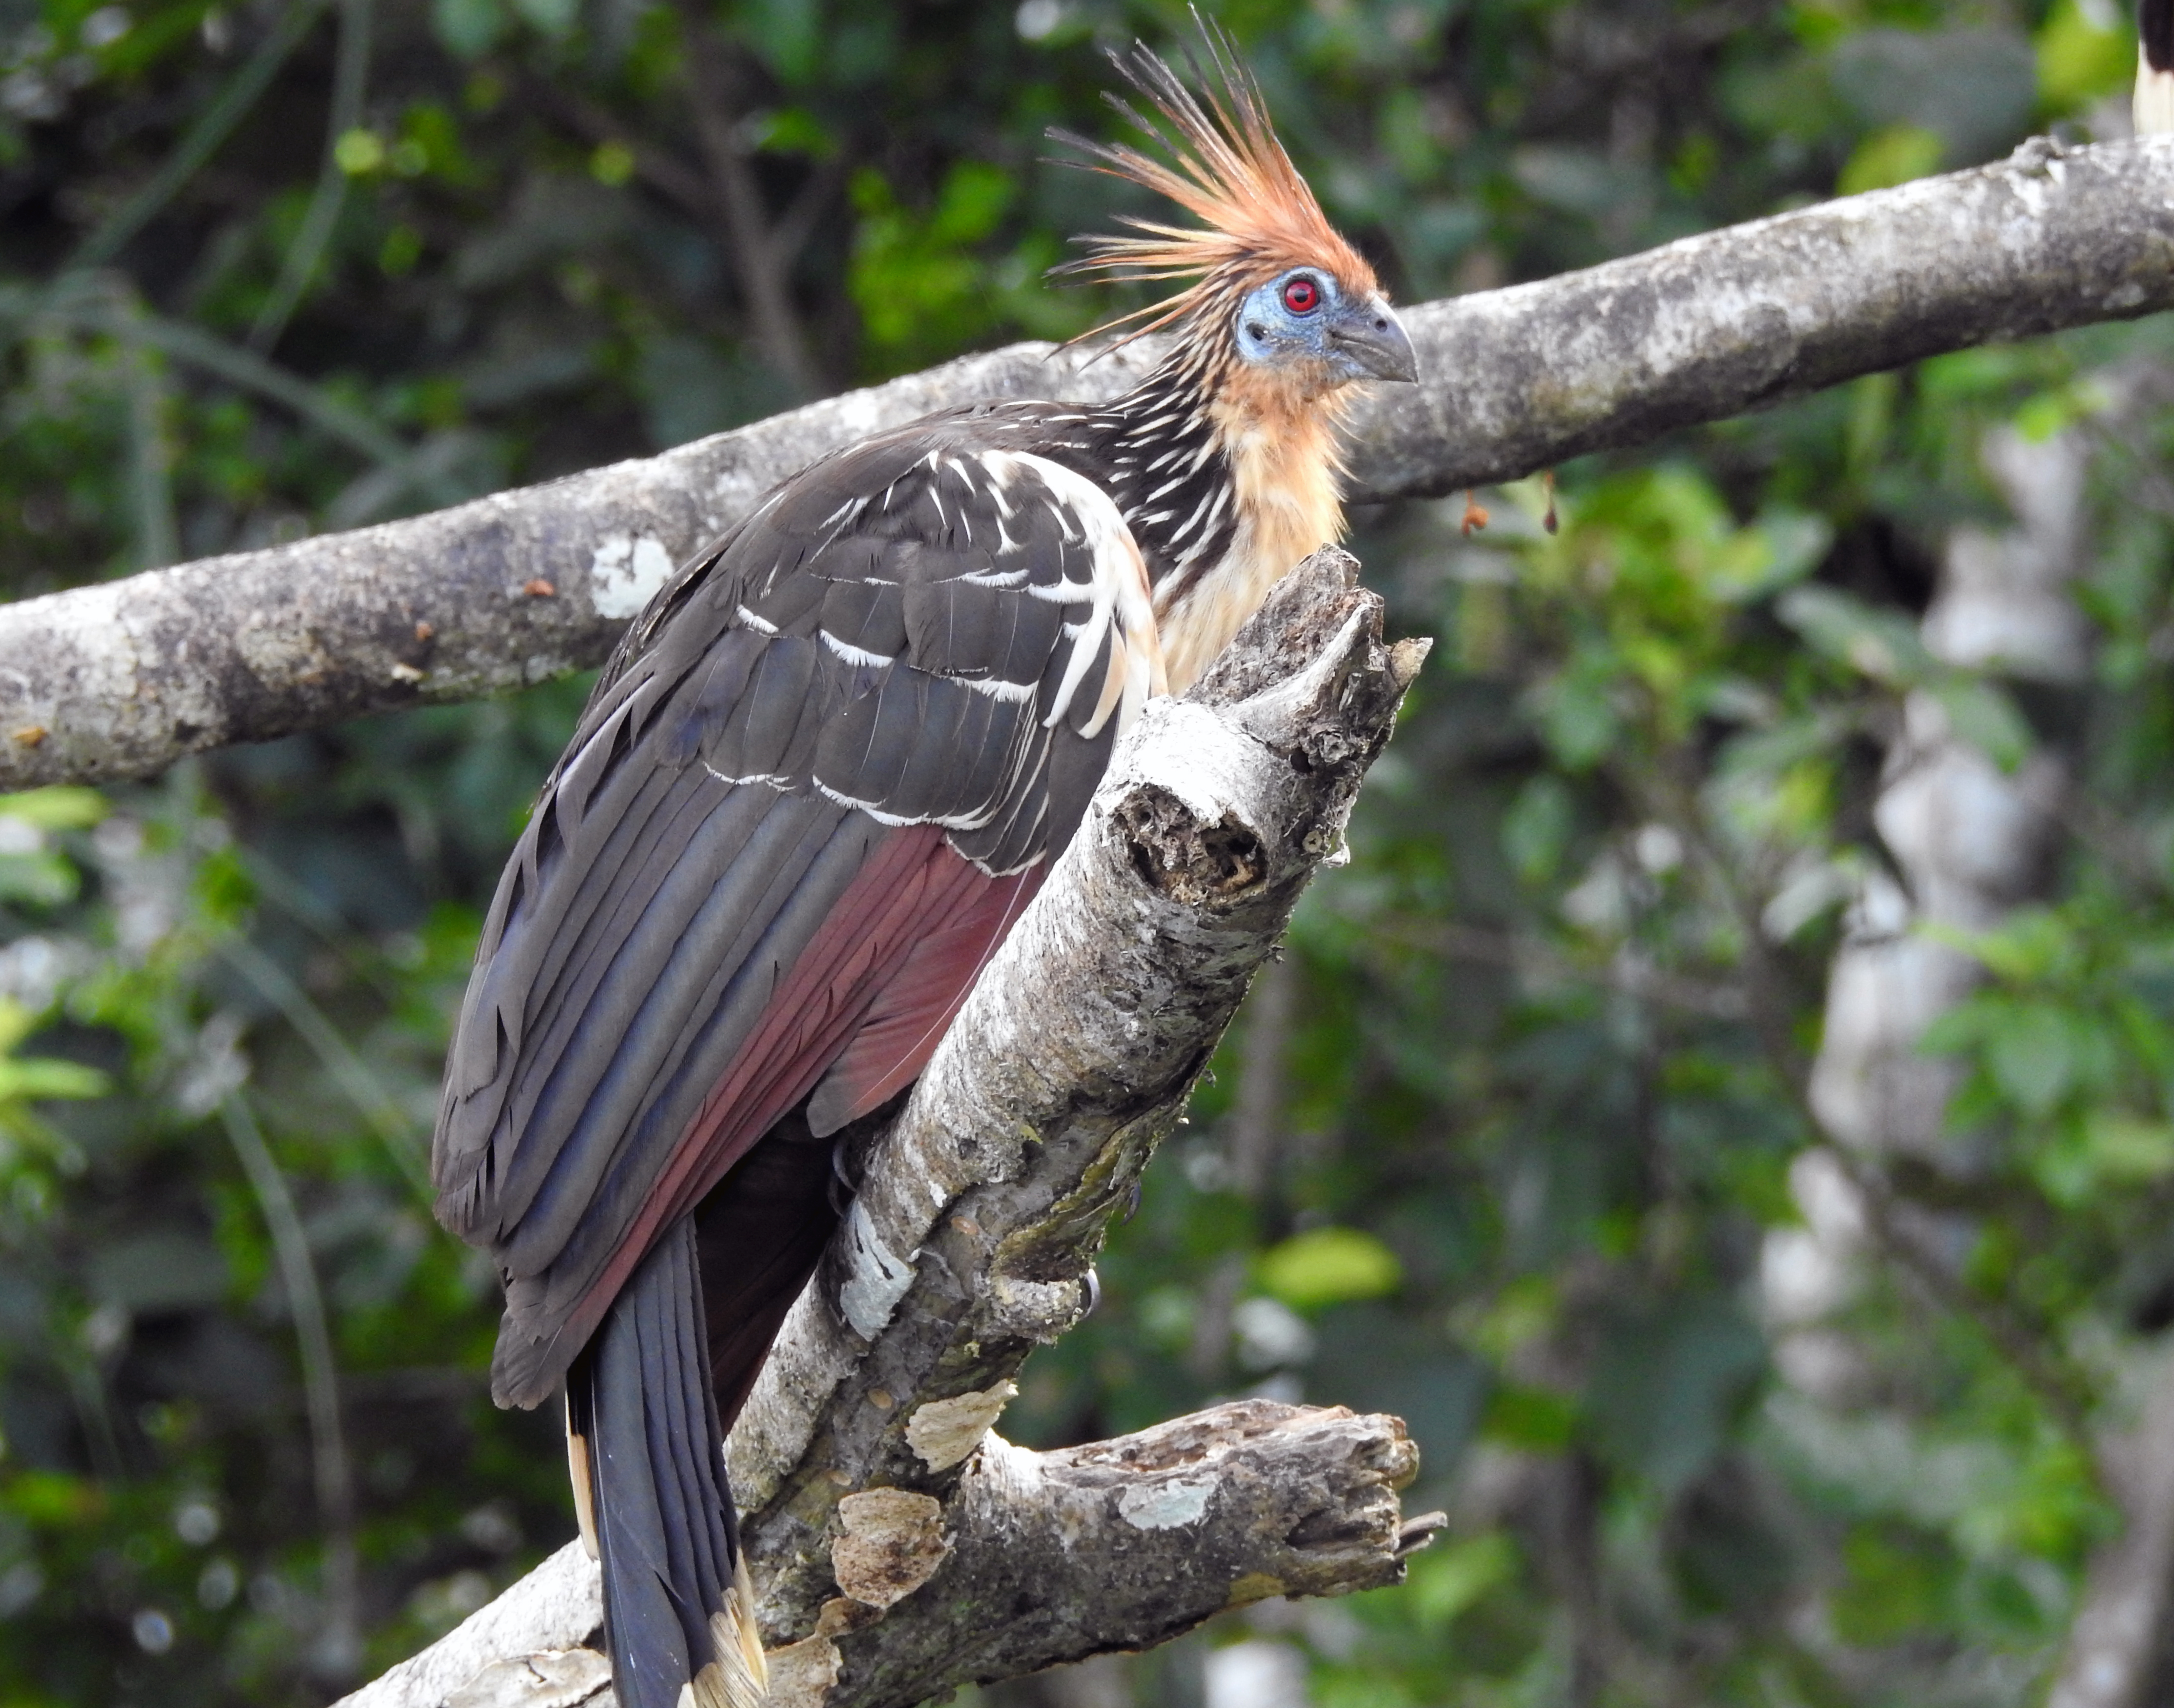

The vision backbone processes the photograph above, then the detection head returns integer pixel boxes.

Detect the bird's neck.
[1087,350,1351,695]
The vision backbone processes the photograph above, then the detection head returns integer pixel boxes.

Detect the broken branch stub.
[329,546,1432,1708]
[768,1401,1418,1708]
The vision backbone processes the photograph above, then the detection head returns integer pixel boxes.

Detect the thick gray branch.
[7,136,2173,788]
[332,550,1433,1708]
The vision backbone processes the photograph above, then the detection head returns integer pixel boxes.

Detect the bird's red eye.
[1282,276,1320,314]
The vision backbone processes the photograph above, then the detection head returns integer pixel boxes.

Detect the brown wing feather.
[807,861,1044,1134]
[495,825,1021,1406]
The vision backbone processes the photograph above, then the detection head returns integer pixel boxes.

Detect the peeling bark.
[334,1544,604,1708]
[335,1403,1416,1708]
[330,550,1431,1708]
[774,1402,1417,1708]
[7,136,2174,789]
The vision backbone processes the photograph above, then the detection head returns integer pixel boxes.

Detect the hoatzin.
[431,32,1416,1708]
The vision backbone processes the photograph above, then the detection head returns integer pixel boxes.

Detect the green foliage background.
[0,0,2169,1699]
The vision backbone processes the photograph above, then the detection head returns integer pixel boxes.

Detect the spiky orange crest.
[1055,22,1380,348]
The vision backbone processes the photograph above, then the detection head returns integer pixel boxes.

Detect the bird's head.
[1232,266,1416,388]
[1055,23,1418,399]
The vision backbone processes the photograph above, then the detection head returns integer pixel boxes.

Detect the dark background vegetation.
[0,0,2168,1700]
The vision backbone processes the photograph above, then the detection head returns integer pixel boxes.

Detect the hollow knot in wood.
[1114,787,1266,905]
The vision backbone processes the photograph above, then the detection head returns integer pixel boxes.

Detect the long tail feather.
[569,1217,766,1708]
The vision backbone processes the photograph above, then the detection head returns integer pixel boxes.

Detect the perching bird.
[2143,0,2174,133]
[430,31,1416,1708]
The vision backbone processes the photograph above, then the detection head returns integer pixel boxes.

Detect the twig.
[673,9,818,393]
[771,156,845,272]
[520,77,713,223]
[0,282,441,485]
[249,0,374,351]
[115,286,179,571]
[222,1094,361,1680]
[218,935,433,1198]
[1388,916,1750,1020]
[1228,951,1296,1199]
[62,0,328,275]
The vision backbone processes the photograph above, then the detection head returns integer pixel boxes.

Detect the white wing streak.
[969,452,1166,741]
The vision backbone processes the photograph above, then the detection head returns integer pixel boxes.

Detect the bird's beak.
[1328,298,1419,384]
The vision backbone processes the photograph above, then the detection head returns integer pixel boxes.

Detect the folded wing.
[431,416,1165,1409]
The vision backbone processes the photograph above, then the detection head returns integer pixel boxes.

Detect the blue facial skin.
[1233,268,1419,384]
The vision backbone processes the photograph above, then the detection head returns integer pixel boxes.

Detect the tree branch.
[330,548,1432,1708]
[5,136,2171,787]
[337,1403,1420,1708]
[674,11,819,395]
[522,77,716,226]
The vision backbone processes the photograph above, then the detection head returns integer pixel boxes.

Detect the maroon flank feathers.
[430,28,1415,1708]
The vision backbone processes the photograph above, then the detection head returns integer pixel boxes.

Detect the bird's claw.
[827,1134,858,1216]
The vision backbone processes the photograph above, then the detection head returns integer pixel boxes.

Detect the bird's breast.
[1154,390,1347,693]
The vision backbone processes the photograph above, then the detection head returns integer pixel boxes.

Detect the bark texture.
[335,1403,1417,1708]
[756,1402,1417,1708]
[7,135,2174,789]
[330,549,1432,1708]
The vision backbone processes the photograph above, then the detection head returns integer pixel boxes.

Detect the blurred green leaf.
[0,1056,107,1102]
[1778,584,1932,684]
[1942,907,2078,985]
[1586,1294,1764,1492]
[739,0,824,85]
[748,106,839,158]
[1482,1383,1579,1451]
[1831,1524,1948,1645]
[0,853,77,907]
[1406,1532,1518,1628]
[1988,1004,2080,1117]
[2034,1110,2174,1204]
[1927,676,2032,770]
[2037,0,2133,111]
[1503,775,1574,885]
[1256,1226,1402,1310]
[509,0,577,36]
[0,789,106,831]
[0,998,109,1127]
[1838,124,1944,195]
[1706,509,1832,603]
